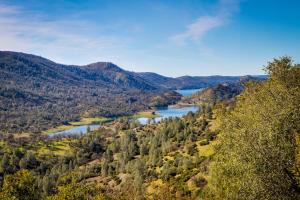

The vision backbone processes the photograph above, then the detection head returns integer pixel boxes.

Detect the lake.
[49,124,100,138]
[49,105,199,137]
[49,89,201,137]
[175,88,203,97]
[136,105,199,124]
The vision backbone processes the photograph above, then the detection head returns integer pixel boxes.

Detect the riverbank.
[43,117,112,135]
[130,110,160,119]
[44,111,159,135]
[44,88,205,136]
[169,102,198,108]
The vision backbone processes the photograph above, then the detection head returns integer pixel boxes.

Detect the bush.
[199,140,209,146]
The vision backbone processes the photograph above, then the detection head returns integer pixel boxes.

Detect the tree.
[208,57,300,199]
[133,159,146,196]
[0,169,39,200]
[19,152,38,170]
[0,154,11,173]
[46,182,104,200]
[41,175,55,196]
[101,159,109,176]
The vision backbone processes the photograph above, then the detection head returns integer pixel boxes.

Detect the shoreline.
[43,117,113,135]
[44,110,160,136]
[44,89,202,136]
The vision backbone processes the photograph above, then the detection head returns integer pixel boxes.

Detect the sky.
[0,0,299,77]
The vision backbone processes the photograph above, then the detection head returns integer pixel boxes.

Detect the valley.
[0,54,299,200]
[1,0,300,199]
[0,51,247,135]
[47,89,202,137]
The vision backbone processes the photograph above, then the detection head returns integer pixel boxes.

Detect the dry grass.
[43,125,75,135]
[131,111,160,119]
[43,117,111,135]
[197,139,218,157]
[33,139,73,157]
[70,117,111,126]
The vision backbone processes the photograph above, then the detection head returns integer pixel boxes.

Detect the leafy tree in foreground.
[208,57,300,199]
[0,169,39,200]
[46,181,105,200]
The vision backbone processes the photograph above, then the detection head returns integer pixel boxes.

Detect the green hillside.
[0,57,299,199]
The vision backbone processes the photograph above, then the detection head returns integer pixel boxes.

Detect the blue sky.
[0,0,299,76]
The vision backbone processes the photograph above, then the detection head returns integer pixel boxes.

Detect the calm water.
[50,105,199,136]
[49,124,100,138]
[137,105,199,125]
[175,88,203,97]
[50,89,200,137]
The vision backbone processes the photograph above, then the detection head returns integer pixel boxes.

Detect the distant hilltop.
[0,51,266,133]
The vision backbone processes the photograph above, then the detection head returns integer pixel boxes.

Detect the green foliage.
[3,57,297,199]
[46,182,105,200]
[19,152,39,170]
[209,57,300,199]
[0,170,39,200]
[180,75,264,106]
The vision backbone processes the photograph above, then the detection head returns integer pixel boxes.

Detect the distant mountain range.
[180,75,266,106]
[0,51,266,133]
[138,72,252,89]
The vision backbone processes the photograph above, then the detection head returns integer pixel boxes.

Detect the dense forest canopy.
[0,56,299,199]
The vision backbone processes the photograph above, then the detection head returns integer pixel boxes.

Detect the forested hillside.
[180,75,265,106]
[0,51,266,134]
[0,57,299,199]
[0,51,180,134]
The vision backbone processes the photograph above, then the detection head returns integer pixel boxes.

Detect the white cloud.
[0,3,129,65]
[170,0,241,45]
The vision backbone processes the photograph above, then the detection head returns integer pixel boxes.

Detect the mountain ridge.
[137,72,267,90]
[0,51,266,134]
[180,75,266,106]
[0,51,179,133]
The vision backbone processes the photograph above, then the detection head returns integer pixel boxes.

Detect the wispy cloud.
[170,0,241,45]
[0,4,19,14]
[0,3,130,64]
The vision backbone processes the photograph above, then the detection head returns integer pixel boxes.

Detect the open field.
[29,139,73,157]
[130,111,160,119]
[43,117,112,135]
[70,117,112,126]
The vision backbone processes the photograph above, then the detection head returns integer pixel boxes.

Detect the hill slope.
[0,51,179,134]
[0,51,266,134]
[81,62,158,91]
[180,76,266,105]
